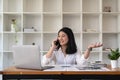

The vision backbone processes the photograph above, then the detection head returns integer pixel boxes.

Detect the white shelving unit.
[0,0,120,71]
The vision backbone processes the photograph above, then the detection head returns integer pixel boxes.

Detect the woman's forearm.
[84,48,92,59]
[46,46,55,58]
[84,42,103,59]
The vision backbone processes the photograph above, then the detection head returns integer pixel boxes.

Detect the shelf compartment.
[82,33,101,51]
[102,33,119,49]
[23,0,42,12]
[23,33,42,49]
[63,0,81,12]
[102,14,119,33]
[3,52,13,68]
[83,14,100,33]
[43,33,57,51]
[104,53,120,66]
[102,52,110,65]
[3,0,22,12]
[3,33,22,51]
[102,0,119,12]
[43,0,61,12]
[43,14,62,33]
[63,14,81,33]
[23,14,42,32]
[82,0,100,12]
[3,14,22,32]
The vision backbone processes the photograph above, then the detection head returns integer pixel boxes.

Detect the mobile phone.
[55,40,59,46]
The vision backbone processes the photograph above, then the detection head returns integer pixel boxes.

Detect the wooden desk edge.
[3,66,61,75]
[61,71,120,75]
[2,66,120,75]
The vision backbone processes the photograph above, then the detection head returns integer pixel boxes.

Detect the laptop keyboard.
[42,66,54,70]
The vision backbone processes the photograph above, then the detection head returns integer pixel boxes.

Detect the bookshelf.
[0,0,120,70]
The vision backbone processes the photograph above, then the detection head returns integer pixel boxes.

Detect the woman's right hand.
[51,39,58,49]
[46,39,58,58]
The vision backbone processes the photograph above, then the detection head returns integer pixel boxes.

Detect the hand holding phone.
[55,40,59,46]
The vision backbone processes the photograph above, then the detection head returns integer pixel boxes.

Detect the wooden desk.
[0,71,2,74]
[2,66,120,80]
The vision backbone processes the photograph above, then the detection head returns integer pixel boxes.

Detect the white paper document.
[44,65,110,71]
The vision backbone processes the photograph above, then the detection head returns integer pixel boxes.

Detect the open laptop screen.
[12,45,43,69]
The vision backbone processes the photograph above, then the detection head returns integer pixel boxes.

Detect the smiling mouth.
[60,41,64,44]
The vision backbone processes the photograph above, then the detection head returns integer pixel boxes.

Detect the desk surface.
[2,66,120,80]
[2,65,120,75]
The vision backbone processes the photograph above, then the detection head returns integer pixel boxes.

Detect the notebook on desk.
[12,45,54,70]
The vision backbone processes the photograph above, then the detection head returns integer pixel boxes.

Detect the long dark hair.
[56,27,77,54]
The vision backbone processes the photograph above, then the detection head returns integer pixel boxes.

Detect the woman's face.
[58,31,69,46]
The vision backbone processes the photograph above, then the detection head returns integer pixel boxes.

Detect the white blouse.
[42,48,88,66]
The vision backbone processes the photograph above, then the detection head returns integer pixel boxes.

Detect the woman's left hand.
[88,42,103,49]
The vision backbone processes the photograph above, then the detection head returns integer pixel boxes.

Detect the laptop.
[12,45,54,70]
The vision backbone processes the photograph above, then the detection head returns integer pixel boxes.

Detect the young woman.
[42,27,103,66]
